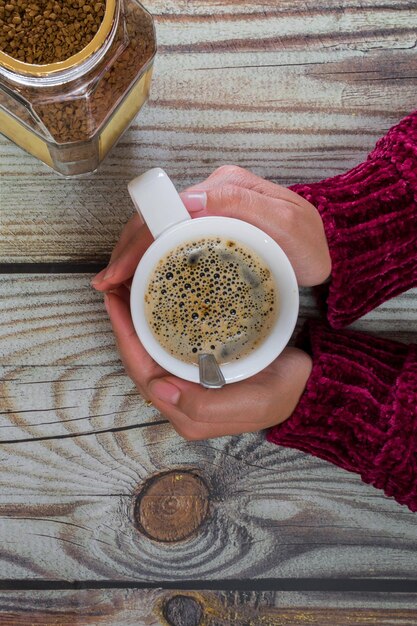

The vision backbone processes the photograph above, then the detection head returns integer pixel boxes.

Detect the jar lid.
[0,0,116,77]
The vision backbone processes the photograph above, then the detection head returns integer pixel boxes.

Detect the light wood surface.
[1,0,416,620]
[1,441,417,581]
[1,276,415,370]
[1,1,416,262]
[1,277,416,582]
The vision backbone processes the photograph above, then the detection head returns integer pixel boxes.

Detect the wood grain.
[1,1,416,262]
[3,273,417,588]
[1,275,415,370]
[0,365,162,441]
[1,0,417,604]
[0,270,416,580]
[134,471,210,542]
[0,419,417,580]
[0,590,417,625]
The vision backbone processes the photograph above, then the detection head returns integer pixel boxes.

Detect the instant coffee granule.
[33,1,154,142]
[0,0,155,145]
[0,0,105,64]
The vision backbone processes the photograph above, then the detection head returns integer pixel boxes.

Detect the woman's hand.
[104,286,312,440]
[92,165,331,291]
[91,165,325,439]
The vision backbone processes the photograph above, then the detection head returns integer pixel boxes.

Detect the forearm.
[290,111,417,328]
[267,321,417,511]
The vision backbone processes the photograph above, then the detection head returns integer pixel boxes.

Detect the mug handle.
[128,168,191,239]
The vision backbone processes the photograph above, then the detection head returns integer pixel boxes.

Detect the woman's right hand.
[92,165,331,291]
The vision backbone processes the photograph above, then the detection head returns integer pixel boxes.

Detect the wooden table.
[1,1,417,624]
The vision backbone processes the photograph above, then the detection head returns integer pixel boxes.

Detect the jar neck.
[0,0,119,88]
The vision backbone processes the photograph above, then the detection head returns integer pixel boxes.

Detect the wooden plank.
[0,472,417,586]
[1,1,416,262]
[1,275,415,369]
[0,429,416,579]
[0,273,416,580]
[0,0,416,603]
[0,365,162,441]
[0,274,115,367]
[2,278,417,439]
[0,274,415,582]
[0,275,316,367]
[0,590,417,625]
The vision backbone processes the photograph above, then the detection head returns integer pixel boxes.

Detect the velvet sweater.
[267,111,417,511]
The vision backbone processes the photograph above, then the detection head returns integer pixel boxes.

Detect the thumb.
[182,184,294,246]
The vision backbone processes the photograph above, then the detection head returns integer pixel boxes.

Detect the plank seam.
[0,579,416,592]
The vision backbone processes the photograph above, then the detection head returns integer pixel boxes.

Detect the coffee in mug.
[144,236,278,364]
[129,168,299,385]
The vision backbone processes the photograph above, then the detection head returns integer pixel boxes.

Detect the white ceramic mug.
[128,168,299,384]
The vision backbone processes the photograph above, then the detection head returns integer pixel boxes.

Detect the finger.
[109,213,144,264]
[184,165,310,208]
[162,350,303,424]
[92,214,141,287]
[104,293,164,390]
[171,378,270,424]
[107,284,130,303]
[147,386,267,440]
[146,354,288,428]
[165,410,263,440]
[147,348,312,440]
[194,184,297,252]
[93,224,153,291]
[184,184,328,285]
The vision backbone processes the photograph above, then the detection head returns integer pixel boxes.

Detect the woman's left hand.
[104,286,312,440]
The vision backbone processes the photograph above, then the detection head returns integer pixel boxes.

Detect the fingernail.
[91,267,107,284]
[150,379,181,405]
[180,190,207,213]
[103,267,115,280]
[92,266,114,286]
[104,293,111,315]
[91,273,102,286]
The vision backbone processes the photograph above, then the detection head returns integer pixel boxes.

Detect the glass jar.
[0,0,156,176]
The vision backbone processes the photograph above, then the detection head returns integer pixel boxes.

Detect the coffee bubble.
[144,237,278,364]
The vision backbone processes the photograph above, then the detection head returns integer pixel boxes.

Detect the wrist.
[277,347,313,422]
[268,321,417,510]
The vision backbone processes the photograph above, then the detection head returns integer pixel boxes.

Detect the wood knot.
[163,595,203,626]
[134,471,209,542]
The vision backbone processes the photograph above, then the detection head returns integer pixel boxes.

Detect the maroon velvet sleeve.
[290,111,417,329]
[267,321,417,511]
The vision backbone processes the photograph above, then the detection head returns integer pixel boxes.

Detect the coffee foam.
[144,237,278,364]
